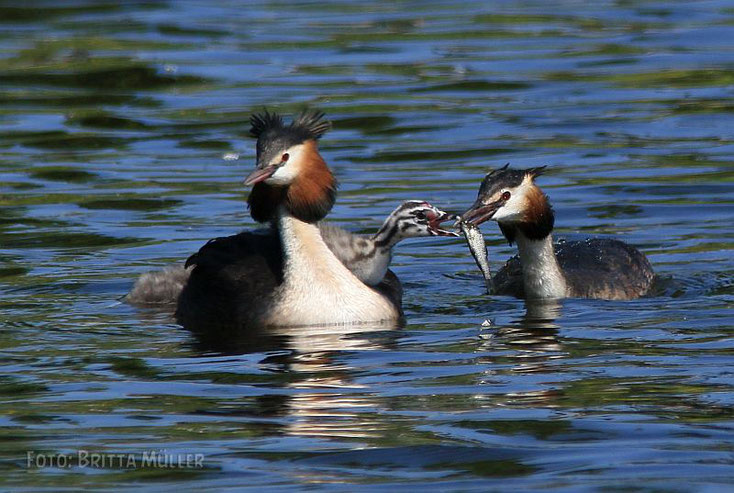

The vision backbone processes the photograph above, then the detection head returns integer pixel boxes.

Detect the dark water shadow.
[186,319,404,356]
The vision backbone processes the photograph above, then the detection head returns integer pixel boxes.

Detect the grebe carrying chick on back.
[461,164,654,300]
[172,109,457,329]
[127,199,457,304]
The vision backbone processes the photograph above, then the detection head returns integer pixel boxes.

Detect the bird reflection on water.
[492,300,564,356]
[188,318,403,442]
[472,300,565,408]
[183,300,566,443]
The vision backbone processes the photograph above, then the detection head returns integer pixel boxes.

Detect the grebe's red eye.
[501,191,511,201]
[281,153,289,162]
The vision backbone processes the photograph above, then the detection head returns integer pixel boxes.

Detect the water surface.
[1,1,733,490]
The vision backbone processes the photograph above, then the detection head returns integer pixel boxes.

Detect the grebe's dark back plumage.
[178,229,283,327]
[462,165,654,300]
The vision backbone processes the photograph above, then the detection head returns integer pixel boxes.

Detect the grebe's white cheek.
[264,143,306,185]
[265,163,298,185]
[493,203,523,222]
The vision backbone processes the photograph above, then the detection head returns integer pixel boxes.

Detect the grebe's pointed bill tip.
[244,166,277,186]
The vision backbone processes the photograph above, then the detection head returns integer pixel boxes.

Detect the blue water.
[1,1,733,490]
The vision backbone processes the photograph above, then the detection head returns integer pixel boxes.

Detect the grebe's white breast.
[265,210,400,326]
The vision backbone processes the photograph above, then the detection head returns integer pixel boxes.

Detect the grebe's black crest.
[249,108,331,142]
[249,109,284,138]
[291,109,331,140]
[476,164,546,199]
[249,109,332,172]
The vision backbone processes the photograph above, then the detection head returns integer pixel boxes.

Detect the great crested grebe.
[126,200,456,304]
[174,109,455,328]
[461,164,654,300]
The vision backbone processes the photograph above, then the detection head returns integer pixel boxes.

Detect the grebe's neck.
[496,185,565,299]
[514,230,567,299]
[269,207,399,326]
[277,207,343,284]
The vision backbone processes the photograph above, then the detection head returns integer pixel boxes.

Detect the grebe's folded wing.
[493,255,525,298]
[177,229,284,329]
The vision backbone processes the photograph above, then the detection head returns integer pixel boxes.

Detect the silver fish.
[459,221,493,294]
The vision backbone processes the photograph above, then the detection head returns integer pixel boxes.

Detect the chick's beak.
[243,165,277,186]
[461,198,501,226]
[429,210,461,237]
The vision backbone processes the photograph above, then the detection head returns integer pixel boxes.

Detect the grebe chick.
[125,201,455,305]
[461,165,654,300]
[176,109,404,329]
[321,201,458,286]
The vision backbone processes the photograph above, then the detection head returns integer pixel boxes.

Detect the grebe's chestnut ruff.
[462,165,654,300]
